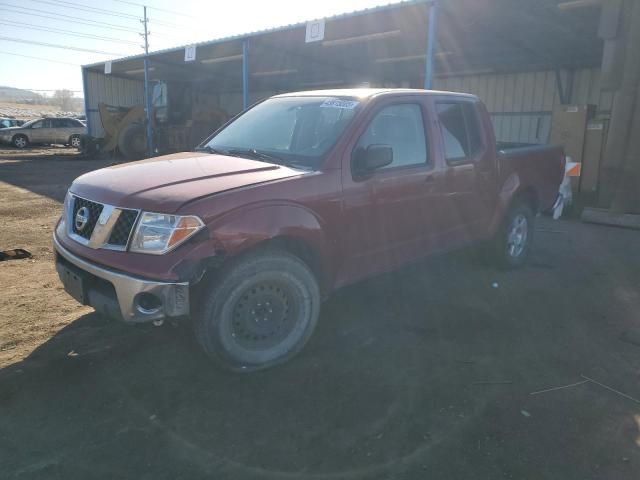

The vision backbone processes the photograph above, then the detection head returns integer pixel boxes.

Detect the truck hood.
[70,151,304,213]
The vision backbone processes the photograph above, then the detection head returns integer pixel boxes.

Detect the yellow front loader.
[94,82,229,161]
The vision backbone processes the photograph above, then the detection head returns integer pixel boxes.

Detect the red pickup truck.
[54,89,564,371]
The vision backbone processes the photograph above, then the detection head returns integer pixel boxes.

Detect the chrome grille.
[107,209,138,246]
[72,196,103,240]
[66,194,139,250]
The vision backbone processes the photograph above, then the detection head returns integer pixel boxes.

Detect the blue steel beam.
[424,0,439,90]
[242,38,249,110]
[143,57,154,156]
[81,68,91,136]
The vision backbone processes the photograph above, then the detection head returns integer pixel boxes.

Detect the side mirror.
[354,144,393,176]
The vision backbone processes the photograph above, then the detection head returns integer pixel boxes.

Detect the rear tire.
[194,250,321,372]
[69,134,82,149]
[493,201,534,269]
[12,134,28,149]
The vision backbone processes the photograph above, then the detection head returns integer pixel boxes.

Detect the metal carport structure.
[81,0,603,155]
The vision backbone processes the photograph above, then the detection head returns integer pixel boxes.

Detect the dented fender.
[201,202,334,285]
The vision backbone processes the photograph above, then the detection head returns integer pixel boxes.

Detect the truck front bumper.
[54,234,189,324]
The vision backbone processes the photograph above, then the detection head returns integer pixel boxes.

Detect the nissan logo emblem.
[75,206,90,231]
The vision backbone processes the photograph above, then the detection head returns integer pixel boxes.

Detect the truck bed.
[497,143,566,213]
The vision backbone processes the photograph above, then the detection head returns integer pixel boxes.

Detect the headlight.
[130,212,204,255]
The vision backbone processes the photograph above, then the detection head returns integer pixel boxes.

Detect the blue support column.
[81,68,91,137]
[143,57,154,157]
[424,0,439,90]
[242,38,249,110]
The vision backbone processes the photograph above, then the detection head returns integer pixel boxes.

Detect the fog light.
[136,292,162,314]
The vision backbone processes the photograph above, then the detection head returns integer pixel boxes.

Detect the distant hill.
[0,86,43,102]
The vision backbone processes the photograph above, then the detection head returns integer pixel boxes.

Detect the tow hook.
[152,319,164,327]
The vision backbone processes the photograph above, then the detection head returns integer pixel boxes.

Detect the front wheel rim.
[507,213,528,258]
[15,137,26,148]
[229,280,299,351]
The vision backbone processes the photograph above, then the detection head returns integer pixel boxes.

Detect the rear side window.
[436,102,483,163]
[463,103,483,154]
[355,103,428,170]
[59,119,79,128]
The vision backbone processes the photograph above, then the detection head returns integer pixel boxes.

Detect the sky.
[0,0,401,96]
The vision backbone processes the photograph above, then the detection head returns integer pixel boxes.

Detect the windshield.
[202,96,361,169]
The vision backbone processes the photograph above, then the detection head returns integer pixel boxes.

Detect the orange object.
[566,162,582,177]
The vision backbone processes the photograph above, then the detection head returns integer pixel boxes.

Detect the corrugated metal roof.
[82,0,432,69]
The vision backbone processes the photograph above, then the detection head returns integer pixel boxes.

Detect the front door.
[29,119,50,143]
[339,100,441,285]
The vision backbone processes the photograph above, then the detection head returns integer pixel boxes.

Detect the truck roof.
[275,88,479,100]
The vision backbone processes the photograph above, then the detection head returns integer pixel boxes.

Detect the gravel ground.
[0,151,639,479]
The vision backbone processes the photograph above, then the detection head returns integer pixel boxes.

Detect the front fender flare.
[204,202,334,287]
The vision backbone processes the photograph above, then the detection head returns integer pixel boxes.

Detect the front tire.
[493,201,534,269]
[194,250,321,372]
[12,134,28,149]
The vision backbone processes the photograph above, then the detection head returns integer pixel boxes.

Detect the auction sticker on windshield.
[320,99,359,109]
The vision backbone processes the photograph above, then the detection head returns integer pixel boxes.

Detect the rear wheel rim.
[507,213,528,258]
[229,280,299,351]
[71,136,81,147]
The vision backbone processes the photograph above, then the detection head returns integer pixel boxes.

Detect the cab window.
[436,102,483,163]
[354,103,428,171]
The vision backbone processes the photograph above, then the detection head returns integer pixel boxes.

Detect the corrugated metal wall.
[83,67,612,144]
[84,70,145,137]
[433,67,611,144]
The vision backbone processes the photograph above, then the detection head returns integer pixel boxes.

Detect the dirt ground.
[0,150,639,479]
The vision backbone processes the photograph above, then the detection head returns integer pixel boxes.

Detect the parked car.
[0,117,23,129]
[54,89,565,371]
[0,117,86,149]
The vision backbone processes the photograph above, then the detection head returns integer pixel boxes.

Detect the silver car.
[0,117,86,149]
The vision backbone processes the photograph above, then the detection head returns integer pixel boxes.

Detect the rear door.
[339,97,443,283]
[62,118,86,141]
[50,118,67,144]
[434,98,498,246]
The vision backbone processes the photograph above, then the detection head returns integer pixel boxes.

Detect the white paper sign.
[185,45,197,62]
[104,61,112,74]
[320,99,359,109]
[305,19,325,43]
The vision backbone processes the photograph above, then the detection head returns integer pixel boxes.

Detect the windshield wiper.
[226,148,289,165]
[197,146,309,170]
[194,146,227,155]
